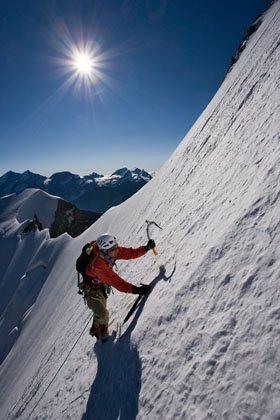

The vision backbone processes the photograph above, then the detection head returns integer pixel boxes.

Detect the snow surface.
[0,189,65,367]
[1,2,280,419]
[15,189,59,228]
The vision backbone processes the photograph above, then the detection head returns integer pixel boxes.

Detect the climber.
[84,233,155,340]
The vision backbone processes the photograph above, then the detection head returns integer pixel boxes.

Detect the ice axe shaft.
[145,220,162,255]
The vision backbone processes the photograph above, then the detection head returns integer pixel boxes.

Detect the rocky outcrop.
[227,16,263,74]
[49,199,98,238]
[21,213,44,237]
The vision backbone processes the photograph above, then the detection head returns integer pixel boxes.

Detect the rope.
[27,314,92,418]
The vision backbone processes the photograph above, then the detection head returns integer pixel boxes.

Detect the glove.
[144,239,156,251]
[132,284,151,296]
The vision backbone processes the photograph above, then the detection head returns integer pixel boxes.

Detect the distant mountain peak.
[111,167,130,177]
[87,171,103,178]
[0,167,152,212]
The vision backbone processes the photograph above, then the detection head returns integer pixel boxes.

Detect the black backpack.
[76,242,96,296]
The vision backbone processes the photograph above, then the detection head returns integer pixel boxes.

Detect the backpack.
[76,241,96,296]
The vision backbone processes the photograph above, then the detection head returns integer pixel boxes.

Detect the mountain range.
[0,168,152,213]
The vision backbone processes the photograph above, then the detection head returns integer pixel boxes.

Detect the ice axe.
[145,220,162,255]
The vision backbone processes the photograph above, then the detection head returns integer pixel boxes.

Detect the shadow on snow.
[81,263,176,420]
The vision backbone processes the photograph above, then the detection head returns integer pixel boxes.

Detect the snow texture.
[0,2,280,419]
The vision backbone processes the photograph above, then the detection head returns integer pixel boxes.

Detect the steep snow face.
[0,189,71,366]
[0,2,280,420]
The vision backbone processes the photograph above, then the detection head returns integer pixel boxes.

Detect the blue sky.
[0,0,271,176]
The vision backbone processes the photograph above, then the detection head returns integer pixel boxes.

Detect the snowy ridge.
[0,190,72,367]
[0,189,59,229]
[0,2,280,419]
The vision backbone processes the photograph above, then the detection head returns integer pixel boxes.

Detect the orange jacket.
[86,242,147,293]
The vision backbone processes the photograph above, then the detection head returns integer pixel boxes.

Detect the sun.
[51,26,115,99]
[73,51,94,76]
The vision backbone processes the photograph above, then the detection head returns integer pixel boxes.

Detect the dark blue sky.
[0,0,271,176]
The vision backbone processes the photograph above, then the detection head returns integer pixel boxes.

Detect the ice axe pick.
[145,220,162,255]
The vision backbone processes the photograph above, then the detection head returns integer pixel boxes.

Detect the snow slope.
[0,190,70,365]
[0,2,280,419]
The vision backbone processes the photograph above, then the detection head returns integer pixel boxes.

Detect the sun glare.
[73,51,94,75]
[51,24,116,101]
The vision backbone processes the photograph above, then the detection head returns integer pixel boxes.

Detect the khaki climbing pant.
[85,288,109,329]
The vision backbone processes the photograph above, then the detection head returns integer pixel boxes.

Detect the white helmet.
[97,233,117,250]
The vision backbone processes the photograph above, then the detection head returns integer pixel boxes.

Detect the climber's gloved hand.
[144,239,156,251]
[132,284,151,296]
